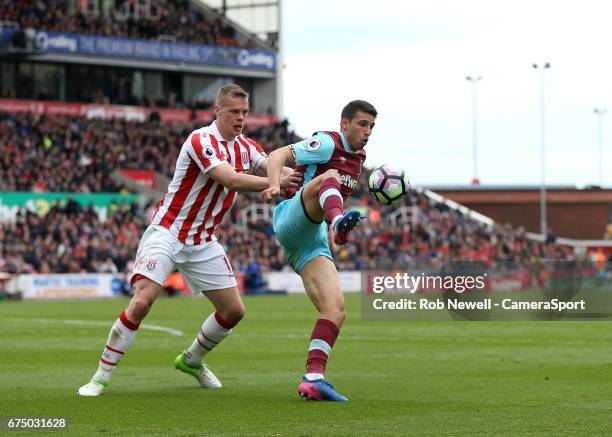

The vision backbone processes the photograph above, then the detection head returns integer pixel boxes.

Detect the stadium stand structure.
[0,0,268,49]
[0,0,278,111]
[0,0,607,285]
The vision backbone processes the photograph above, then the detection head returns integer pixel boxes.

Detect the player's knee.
[127,287,156,321]
[308,170,341,194]
[334,307,346,327]
[221,304,246,326]
[321,305,345,328]
[129,297,153,321]
[321,169,340,182]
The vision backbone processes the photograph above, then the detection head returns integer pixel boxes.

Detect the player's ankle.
[182,350,202,368]
[304,372,324,381]
[331,215,342,230]
[94,368,112,384]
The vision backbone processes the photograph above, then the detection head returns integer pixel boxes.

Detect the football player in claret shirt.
[262,100,377,401]
[78,84,300,396]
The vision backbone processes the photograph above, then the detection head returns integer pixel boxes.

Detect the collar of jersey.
[339,132,355,153]
[210,121,236,143]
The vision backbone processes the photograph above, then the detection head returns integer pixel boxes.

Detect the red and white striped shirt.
[150,121,267,245]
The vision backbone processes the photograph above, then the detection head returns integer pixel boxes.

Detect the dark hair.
[341,100,377,121]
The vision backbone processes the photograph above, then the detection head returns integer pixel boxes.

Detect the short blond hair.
[216,84,249,106]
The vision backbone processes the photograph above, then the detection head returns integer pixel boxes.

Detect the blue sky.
[281,0,612,187]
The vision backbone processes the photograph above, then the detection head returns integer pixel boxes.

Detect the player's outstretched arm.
[208,162,270,192]
[262,146,295,203]
[255,160,302,187]
[208,161,299,193]
[242,138,300,184]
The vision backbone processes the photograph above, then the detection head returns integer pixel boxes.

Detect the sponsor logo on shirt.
[340,173,358,189]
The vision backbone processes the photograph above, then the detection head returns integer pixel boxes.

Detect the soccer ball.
[368,164,409,205]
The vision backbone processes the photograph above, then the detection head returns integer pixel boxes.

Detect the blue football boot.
[298,377,348,402]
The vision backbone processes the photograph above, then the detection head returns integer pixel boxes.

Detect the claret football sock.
[94,310,140,383]
[319,178,343,224]
[184,312,235,367]
[299,318,348,402]
[306,318,340,376]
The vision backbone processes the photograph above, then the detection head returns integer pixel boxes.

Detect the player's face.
[214,96,249,139]
[341,111,376,151]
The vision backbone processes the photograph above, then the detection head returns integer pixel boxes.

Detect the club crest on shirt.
[241,150,249,166]
[137,258,157,271]
[307,139,320,151]
[146,259,157,270]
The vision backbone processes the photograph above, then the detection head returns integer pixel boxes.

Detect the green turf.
[1,294,612,436]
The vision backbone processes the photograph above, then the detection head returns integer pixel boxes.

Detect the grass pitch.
[1,294,612,436]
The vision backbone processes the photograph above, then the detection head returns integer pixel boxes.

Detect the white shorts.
[130,226,237,293]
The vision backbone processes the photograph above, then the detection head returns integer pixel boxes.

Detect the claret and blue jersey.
[273,130,366,273]
[288,131,365,199]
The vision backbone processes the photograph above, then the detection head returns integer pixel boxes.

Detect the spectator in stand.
[243,259,267,294]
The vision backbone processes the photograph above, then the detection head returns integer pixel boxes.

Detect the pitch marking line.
[8,318,185,336]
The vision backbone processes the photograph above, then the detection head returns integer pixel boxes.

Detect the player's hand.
[262,186,282,203]
[279,171,302,189]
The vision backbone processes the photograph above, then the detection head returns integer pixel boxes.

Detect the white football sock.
[331,215,342,230]
[94,313,138,383]
[184,312,233,367]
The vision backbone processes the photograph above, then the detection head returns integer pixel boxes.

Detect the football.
[368,164,409,205]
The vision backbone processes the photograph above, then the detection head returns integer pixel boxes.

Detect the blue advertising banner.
[1,29,275,70]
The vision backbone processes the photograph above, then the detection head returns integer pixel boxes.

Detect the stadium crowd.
[0,0,255,48]
[0,183,577,276]
[0,110,584,278]
[0,199,143,275]
[0,112,298,192]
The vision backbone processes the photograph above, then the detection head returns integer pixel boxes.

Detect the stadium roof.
[198,0,280,50]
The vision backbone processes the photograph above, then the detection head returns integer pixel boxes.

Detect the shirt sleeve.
[243,137,267,173]
[289,132,335,165]
[185,131,226,175]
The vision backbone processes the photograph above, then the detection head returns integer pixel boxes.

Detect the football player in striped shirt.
[262,100,377,401]
[78,84,300,396]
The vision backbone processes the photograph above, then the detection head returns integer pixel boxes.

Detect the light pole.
[466,75,482,185]
[533,62,550,237]
[594,108,606,187]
